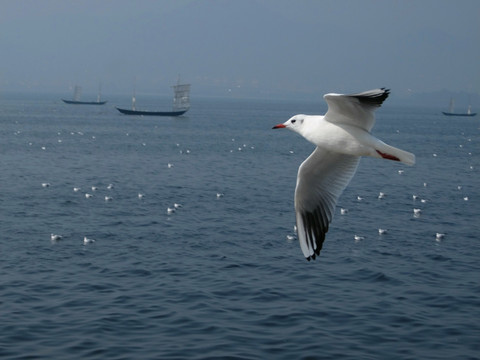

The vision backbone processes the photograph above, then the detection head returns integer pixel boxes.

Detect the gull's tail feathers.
[375,142,415,166]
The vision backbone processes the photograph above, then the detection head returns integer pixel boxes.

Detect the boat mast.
[449,98,455,113]
[97,82,102,102]
[73,86,82,101]
[132,77,137,110]
[172,76,191,111]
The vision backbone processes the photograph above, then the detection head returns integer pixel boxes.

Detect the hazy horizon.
[1,0,479,102]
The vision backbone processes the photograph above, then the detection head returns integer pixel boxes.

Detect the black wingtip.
[350,88,390,107]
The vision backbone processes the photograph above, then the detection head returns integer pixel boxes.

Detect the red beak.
[272,124,286,129]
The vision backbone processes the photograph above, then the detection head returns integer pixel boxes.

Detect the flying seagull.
[273,88,415,261]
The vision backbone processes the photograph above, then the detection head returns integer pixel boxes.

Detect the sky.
[1,0,479,101]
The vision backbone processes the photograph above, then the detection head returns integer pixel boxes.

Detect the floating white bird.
[378,192,386,199]
[83,236,95,245]
[273,88,415,261]
[42,183,50,188]
[91,186,98,191]
[167,163,174,168]
[340,208,348,215]
[85,193,93,199]
[104,196,113,201]
[73,187,81,192]
[50,233,62,242]
[107,184,114,190]
[436,233,445,241]
[216,193,224,198]
[167,207,176,215]
[354,235,365,242]
[138,193,145,199]
[413,208,422,216]
[174,203,182,209]
[378,228,387,235]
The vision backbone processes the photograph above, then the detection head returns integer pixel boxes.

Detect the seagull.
[41,183,50,188]
[273,88,415,261]
[354,235,365,242]
[83,236,95,245]
[378,228,388,235]
[50,233,62,242]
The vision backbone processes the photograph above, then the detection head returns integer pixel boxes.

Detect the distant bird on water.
[273,88,415,261]
[50,233,62,242]
[84,236,95,245]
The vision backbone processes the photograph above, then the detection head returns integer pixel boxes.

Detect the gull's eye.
[291,119,296,124]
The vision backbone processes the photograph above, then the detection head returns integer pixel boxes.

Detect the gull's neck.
[298,115,324,143]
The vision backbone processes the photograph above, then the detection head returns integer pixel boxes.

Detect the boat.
[62,85,107,105]
[115,108,188,116]
[116,80,190,116]
[442,98,476,117]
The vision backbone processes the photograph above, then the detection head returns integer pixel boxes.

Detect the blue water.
[1,93,479,359]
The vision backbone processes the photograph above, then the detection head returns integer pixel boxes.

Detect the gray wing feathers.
[323,88,389,132]
[295,148,360,260]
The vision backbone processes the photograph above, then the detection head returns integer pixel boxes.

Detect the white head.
[272,114,307,134]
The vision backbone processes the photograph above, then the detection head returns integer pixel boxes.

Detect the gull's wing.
[295,147,360,260]
[323,88,390,132]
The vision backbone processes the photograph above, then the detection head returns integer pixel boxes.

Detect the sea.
[0,92,479,360]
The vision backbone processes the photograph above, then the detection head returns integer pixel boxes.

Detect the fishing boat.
[62,85,107,105]
[116,80,190,116]
[442,98,476,117]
